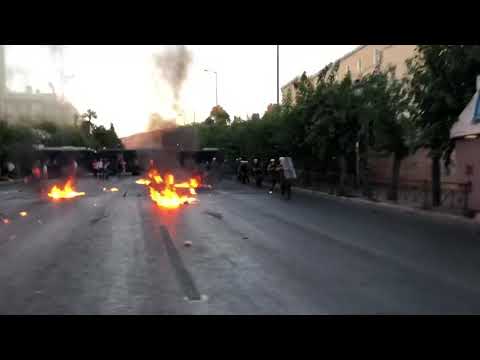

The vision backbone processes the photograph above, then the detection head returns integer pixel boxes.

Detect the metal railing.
[296,169,473,215]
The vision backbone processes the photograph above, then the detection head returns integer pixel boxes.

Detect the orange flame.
[47,178,86,200]
[139,171,199,209]
[136,179,151,185]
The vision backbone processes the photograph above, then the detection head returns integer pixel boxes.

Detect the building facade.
[281,45,417,104]
[0,45,79,124]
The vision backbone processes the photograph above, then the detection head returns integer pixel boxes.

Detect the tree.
[82,109,97,127]
[407,45,480,206]
[92,123,123,150]
[250,113,261,121]
[232,116,244,125]
[306,67,363,195]
[359,67,416,201]
[210,105,230,125]
[81,109,97,136]
[204,117,214,126]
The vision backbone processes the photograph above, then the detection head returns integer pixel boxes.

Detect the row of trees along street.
[183,45,480,206]
[0,108,123,177]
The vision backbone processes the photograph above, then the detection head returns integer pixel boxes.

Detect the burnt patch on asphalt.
[204,210,223,220]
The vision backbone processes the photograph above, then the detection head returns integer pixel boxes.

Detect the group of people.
[92,158,113,180]
[236,157,293,199]
[28,158,78,193]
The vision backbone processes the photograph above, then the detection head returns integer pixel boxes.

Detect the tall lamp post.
[204,69,218,106]
[277,45,280,105]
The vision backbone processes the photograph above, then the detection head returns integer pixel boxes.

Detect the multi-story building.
[0,45,79,124]
[281,45,417,104]
[279,45,475,206]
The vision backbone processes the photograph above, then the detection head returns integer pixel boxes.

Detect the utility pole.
[277,45,280,105]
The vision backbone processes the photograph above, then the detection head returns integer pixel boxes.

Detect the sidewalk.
[292,185,480,226]
[0,178,24,187]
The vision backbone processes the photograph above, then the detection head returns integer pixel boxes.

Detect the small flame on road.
[2,218,10,224]
[136,179,151,185]
[19,211,28,217]
[48,178,86,200]
[136,171,200,209]
[109,187,119,192]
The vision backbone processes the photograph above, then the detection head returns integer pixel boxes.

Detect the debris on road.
[184,241,192,247]
[204,210,223,220]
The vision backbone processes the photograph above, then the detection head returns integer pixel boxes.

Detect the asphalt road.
[1,175,480,314]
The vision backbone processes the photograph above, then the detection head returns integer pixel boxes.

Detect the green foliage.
[210,105,230,125]
[82,109,98,125]
[0,108,123,168]
[407,45,480,160]
[92,123,123,149]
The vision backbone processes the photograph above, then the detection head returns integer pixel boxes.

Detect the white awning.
[450,91,480,139]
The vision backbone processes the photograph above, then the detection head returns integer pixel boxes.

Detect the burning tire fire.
[136,170,200,209]
[47,178,86,200]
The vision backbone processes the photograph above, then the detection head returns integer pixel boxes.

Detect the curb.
[292,186,479,226]
[0,179,24,187]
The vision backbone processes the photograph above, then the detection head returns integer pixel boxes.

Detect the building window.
[374,48,382,66]
[357,59,362,73]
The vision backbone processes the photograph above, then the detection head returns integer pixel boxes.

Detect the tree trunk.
[338,155,347,196]
[388,153,402,201]
[432,155,441,207]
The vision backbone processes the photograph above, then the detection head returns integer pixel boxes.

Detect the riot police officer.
[251,158,263,187]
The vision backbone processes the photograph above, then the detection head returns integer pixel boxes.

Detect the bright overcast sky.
[5,45,357,137]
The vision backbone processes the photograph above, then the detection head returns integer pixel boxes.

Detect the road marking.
[159,225,202,301]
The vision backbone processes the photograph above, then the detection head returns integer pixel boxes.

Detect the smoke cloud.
[152,46,193,116]
[147,113,177,132]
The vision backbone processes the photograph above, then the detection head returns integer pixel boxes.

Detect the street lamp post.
[204,69,218,106]
[277,45,280,105]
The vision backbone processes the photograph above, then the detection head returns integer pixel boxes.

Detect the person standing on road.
[92,159,98,178]
[279,157,292,200]
[71,159,78,178]
[104,159,111,180]
[239,160,249,184]
[6,161,15,179]
[31,160,42,193]
[97,158,103,179]
[42,161,49,180]
[252,158,263,187]
[267,159,278,194]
